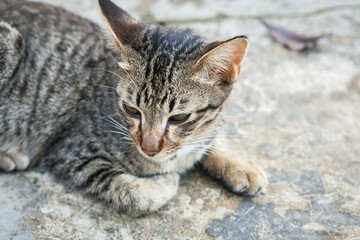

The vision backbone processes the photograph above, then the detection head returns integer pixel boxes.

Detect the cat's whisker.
[187,135,217,141]
[103,115,129,133]
[214,112,247,117]
[179,144,221,154]
[184,134,217,144]
[103,119,132,141]
[180,146,221,156]
[181,135,240,150]
[193,134,243,141]
[180,136,242,151]
[182,144,218,150]
[191,125,225,139]
[103,130,132,140]
[107,127,130,137]
[103,120,129,135]
[168,141,198,153]
[185,123,242,143]
[182,139,214,145]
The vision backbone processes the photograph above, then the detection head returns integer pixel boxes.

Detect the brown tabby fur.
[0,0,267,216]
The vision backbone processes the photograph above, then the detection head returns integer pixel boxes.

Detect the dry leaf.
[261,19,332,52]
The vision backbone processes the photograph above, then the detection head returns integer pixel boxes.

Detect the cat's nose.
[140,132,163,157]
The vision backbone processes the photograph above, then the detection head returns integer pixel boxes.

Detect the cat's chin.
[138,150,177,163]
[141,145,209,163]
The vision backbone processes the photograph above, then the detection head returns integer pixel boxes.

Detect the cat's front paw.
[203,153,268,197]
[111,173,180,216]
[0,151,30,172]
[222,162,268,196]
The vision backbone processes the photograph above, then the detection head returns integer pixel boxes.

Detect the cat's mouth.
[137,142,178,162]
[137,146,177,162]
[130,130,180,162]
[137,142,203,163]
[133,139,180,162]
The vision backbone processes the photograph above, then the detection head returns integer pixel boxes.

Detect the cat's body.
[0,0,203,176]
[0,0,114,166]
[0,0,267,215]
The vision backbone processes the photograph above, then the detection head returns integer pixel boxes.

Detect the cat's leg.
[0,22,27,172]
[0,149,30,172]
[0,21,25,81]
[46,155,179,216]
[202,150,268,196]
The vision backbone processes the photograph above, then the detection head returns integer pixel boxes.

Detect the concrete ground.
[1,0,360,239]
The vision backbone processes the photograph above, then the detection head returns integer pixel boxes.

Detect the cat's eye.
[123,103,141,118]
[169,113,191,124]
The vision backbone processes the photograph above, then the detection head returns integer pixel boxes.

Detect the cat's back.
[0,0,114,159]
[0,0,110,94]
[0,0,103,58]
[0,0,97,33]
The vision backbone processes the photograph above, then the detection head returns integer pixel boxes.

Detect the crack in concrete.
[150,3,360,24]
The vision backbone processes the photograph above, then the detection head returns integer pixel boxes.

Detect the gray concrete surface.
[1,0,360,239]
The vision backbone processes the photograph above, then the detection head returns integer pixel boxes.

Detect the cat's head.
[99,0,248,161]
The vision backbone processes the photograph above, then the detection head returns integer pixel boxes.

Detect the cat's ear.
[98,0,143,48]
[195,36,248,85]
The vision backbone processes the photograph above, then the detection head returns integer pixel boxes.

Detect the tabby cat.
[0,0,268,215]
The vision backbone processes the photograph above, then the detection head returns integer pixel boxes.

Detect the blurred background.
[1,0,360,239]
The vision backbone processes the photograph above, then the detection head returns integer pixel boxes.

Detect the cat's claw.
[0,151,30,172]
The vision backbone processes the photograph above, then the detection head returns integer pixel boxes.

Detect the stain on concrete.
[206,201,319,239]
[206,169,360,239]
[348,74,360,95]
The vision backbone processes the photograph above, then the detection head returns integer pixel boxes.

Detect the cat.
[0,0,268,216]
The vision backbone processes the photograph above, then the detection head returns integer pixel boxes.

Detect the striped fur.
[0,0,265,216]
